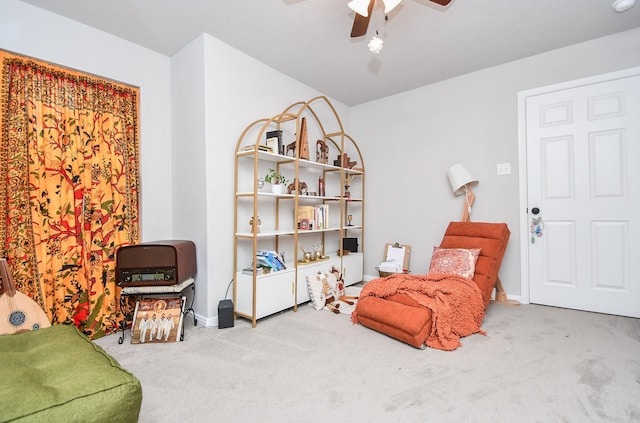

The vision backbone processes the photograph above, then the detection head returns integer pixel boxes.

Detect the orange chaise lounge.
[353,221,510,350]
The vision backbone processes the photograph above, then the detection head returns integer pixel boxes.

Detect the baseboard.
[363,273,378,282]
[191,312,216,328]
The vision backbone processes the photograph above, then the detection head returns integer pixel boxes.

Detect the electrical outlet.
[497,162,511,176]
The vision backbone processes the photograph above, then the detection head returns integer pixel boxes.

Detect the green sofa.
[0,324,142,422]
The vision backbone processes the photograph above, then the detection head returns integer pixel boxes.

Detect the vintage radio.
[116,240,196,287]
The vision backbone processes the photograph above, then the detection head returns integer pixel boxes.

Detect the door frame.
[517,66,640,305]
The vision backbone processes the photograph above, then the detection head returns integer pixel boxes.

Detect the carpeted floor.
[95,291,640,423]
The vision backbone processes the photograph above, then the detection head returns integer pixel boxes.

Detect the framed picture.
[265,130,283,155]
[131,297,185,344]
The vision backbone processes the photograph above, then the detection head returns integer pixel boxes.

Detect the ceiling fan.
[349,0,452,37]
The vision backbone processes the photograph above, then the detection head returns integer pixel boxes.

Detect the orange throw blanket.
[352,273,486,351]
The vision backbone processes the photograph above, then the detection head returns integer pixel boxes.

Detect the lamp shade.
[447,164,478,195]
[383,0,402,13]
[349,0,402,18]
[348,0,371,17]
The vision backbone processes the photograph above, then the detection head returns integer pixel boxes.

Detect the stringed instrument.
[0,258,51,334]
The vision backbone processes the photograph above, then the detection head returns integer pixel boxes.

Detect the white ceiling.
[21,0,640,106]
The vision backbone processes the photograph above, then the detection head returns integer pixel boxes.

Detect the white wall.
[0,0,173,242]
[351,27,640,299]
[171,34,349,325]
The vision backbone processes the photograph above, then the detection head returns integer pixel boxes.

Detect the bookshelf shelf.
[233,96,365,327]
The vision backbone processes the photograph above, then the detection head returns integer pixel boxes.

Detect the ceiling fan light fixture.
[612,0,635,12]
[368,35,384,53]
[383,0,402,13]
[348,0,371,17]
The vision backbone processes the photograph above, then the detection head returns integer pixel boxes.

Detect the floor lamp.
[447,164,520,306]
[447,164,478,222]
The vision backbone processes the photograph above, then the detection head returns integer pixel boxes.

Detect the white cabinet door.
[340,253,363,286]
[236,269,296,319]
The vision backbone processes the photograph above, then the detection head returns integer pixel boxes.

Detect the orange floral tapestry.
[0,50,140,339]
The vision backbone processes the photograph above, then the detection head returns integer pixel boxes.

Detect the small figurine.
[285,141,296,157]
[287,178,308,195]
[316,140,329,164]
[333,152,357,169]
[249,216,261,234]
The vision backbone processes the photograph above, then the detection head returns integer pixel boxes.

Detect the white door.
[524,71,640,318]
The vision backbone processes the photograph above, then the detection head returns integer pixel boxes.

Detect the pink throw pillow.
[428,247,481,279]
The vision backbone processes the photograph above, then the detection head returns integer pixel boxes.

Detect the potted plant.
[264,168,288,194]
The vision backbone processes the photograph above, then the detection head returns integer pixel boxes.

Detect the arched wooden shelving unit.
[233,96,365,327]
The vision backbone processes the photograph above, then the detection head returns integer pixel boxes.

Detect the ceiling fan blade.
[350,0,375,38]
[429,0,452,5]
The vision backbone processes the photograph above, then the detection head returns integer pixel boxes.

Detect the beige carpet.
[95,294,640,422]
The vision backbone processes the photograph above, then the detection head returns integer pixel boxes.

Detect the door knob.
[531,207,540,215]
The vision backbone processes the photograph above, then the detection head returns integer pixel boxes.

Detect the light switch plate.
[497,162,511,175]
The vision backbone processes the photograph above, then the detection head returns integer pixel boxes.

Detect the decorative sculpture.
[299,117,309,160]
[316,140,329,164]
[334,153,357,169]
[285,141,296,157]
[249,216,261,234]
[287,178,308,195]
